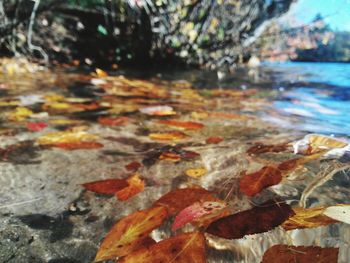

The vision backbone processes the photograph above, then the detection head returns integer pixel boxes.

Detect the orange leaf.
[82,179,128,195]
[117,232,206,263]
[206,200,294,239]
[153,187,217,216]
[159,152,181,162]
[158,119,204,130]
[149,131,187,141]
[206,137,223,144]
[282,206,338,231]
[115,173,145,201]
[239,166,282,197]
[262,245,338,263]
[98,116,129,126]
[26,122,48,132]
[94,206,167,262]
[49,141,104,150]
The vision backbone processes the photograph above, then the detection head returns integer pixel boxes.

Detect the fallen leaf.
[125,161,142,172]
[139,105,176,116]
[49,141,104,150]
[8,107,33,121]
[159,152,181,162]
[98,116,129,126]
[154,187,217,216]
[239,166,282,197]
[185,167,208,178]
[206,200,294,239]
[26,122,48,132]
[94,206,167,262]
[172,201,226,231]
[37,131,99,145]
[246,143,288,155]
[292,134,347,154]
[115,173,145,201]
[149,131,187,141]
[323,204,350,225]
[95,68,108,77]
[181,150,201,160]
[262,245,338,263]
[282,206,338,230]
[117,232,206,263]
[158,119,204,130]
[206,137,223,144]
[82,179,128,195]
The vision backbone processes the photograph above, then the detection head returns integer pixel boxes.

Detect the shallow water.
[0,61,349,263]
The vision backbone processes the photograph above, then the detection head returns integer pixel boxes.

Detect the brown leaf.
[262,245,339,263]
[98,116,129,126]
[115,173,145,201]
[206,137,224,144]
[158,119,204,130]
[239,166,282,197]
[159,152,182,162]
[282,206,338,231]
[82,179,128,195]
[117,232,206,263]
[206,200,294,239]
[247,143,288,155]
[49,141,104,150]
[125,161,142,172]
[153,187,217,216]
[94,206,167,262]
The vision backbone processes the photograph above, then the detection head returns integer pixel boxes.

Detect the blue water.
[262,62,350,136]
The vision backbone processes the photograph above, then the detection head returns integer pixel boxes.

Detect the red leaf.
[115,173,145,201]
[98,116,129,126]
[262,245,339,263]
[82,179,128,195]
[26,122,48,132]
[206,200,294,239]
[49,141,104,150]
[158,119,204,130]
[125,161,142,172]
[239,166,282,197]
[206,137,223,144]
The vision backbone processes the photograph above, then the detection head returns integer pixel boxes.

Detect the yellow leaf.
[149,131,187,141]
[37,131,98,145]
[94,206,167,262]
[8,107,33,121]
[185,168,207,178]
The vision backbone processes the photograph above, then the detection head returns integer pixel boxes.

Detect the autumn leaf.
[125,161,142,172]
[98,116,129,126]
[206,137,223,144]
[282,206,338,230]
[239,166,282,197]
[292,134,347,154]
[153,187,217,216]
[117,232,206,263]
[185,167,208,178]
[246,143,288,155]
[139,105,176,116]
[323,204,350,225]
[49,141,104,150]
[206,200,294,239]
[115,173,145,201]
[37,131,99,145]
[82,178,128,195]
[8,107,33,121]
[149,131,187,141]
[181,150,201,160]
[262,245,339,263]
[172,201,227,231]
[26,122,48,132]
[94,206,167,262]
[159,152,182,162]
[158,119,204,130]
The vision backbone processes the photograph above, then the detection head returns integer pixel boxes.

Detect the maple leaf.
[117,232,206,263]
[94,206,167,262]
[153,187,217,216]
[206,200,294,239]
[262,245,338,263]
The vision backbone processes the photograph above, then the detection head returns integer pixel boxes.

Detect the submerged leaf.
[172,201,226,231]
[49,141,104,150]
[94,206,167,262]
[282,206,338,230]
[118,232,206,263]
[115,173,145,201]
[239,166,282,197]
[125,161,142,172]
[149,131,187,141]
[158,119,204,130]
[154,187,217,216]
[185,167,208,178]
[247,143,288,155]
[37,131,99,145]
[262,245,338,263]
[159,152,181,162]
[98,116,129,126]
[206,200,294,239]
[82,179,128,195]
[139,105,176,116]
